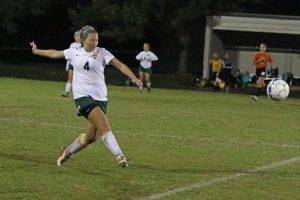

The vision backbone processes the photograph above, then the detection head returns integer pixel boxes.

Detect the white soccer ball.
[267,80,290,100]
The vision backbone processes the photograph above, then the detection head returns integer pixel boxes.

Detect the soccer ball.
[267,80,289,100]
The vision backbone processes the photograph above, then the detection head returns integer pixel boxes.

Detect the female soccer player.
[62,30,81,97]
[30,25,141,167]
[251,43,273,101]
[136,43,158,92]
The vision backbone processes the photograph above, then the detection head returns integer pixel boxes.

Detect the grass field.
[0,77,300,200]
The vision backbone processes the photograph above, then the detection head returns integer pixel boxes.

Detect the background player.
[136,43,158,92]
[251,43,273,101]
[62,30,81,97]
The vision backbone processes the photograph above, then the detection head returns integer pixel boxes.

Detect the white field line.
[138,155,300,200]
[1,118,300,149]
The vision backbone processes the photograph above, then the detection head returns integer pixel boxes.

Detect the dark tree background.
[0,0,300,74]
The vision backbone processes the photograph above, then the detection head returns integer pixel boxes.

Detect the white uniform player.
[64,46,114,101]
[136,51,158,69]
[30,25,141,168]
[136,43,158,92]
[62,31,81,97]
[65,42,82,71]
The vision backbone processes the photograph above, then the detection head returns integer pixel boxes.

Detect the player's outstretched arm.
[29,41,65,59]
[135,53,142,61]
[110,57,142,86]
[151,52,158,61]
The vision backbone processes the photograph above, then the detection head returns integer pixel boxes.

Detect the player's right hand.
[132,78,142,87]
[29,41,37,53]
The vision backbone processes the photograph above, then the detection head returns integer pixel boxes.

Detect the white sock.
[66,138,81,154]
[66,133,87,155]
[139,83,143,90]
[66,82,72,93]
[146,81,151,88]
[101,131,123,157]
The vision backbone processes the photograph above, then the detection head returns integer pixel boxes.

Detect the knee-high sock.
[146,81,151,88]
[65,82,72,93]
[66,133,87,155]
[139,82,143,90]
[101,131,123,157]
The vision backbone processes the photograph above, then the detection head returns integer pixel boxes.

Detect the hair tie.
[80,26,95,38]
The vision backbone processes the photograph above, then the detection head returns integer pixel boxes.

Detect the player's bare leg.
[145,73,151,92]
[251,77,265,101]
[139,71,144,92]
[57,123,96,166]
[62,70,73,97]
[57,107,127,167]
[88,107,128,167]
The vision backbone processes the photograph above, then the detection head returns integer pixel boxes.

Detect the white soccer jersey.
[136,51,158,68]
[66,42,82,71]
[70,42,81,48]
[64,47,114,101]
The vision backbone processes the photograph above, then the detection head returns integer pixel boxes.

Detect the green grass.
[0,77,300,200]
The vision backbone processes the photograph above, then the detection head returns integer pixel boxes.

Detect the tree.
[69,0,152,42]
[153,0,263,73]
[158,0,210,73]
[69,0,200,73]
[0,0,50,34]
[69,0,269,73]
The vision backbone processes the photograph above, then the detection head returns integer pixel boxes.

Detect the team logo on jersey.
[90,53,99,59]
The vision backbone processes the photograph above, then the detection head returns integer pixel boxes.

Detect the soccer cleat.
[57,146,70,166]
[147,87,151,92]
[117,155,128,168]
[250,95,258,101]
[61,93,69,97]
